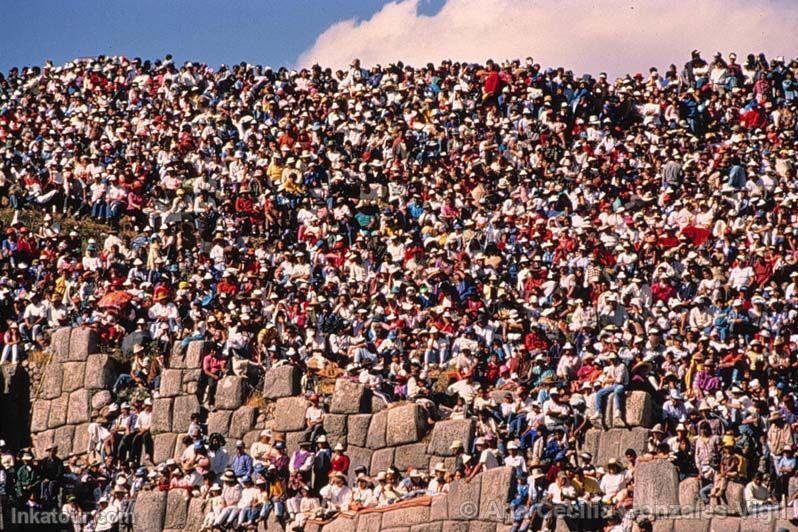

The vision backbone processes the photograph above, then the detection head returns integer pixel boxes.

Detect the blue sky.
[0,0,444,71]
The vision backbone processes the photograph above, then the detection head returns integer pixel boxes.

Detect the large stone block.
[371,394,388,413]
[67,388,91,425]
[184,341,206,368]
[722,481,748,516]
[164,489,189,529]
[582,428,601,458]
[479,466,515,522]
[72,423,90,457]
[394,443,430,472]
[709,517,740,532]
[386,403,424,446]
[357,513,383,532]
[285,430,306,453]
[159,369,183,397]
[172,395,200,432]
[215,376,246,410]
[230,406,255,439]
[207,410,231,435]
[41,364,63,399]
[272,396,308,432]
[62,362,86,393]
[366,410,388,449]
[346,446,373,484]
[382,506,429,528]
[442,522,470,532]
[263,365,301,399]
[428,418,475,456]
[152,398,174,434]
[171,340,207,369]
[348,414,371,448]
[370,447,395,475]
[133,489,167,532]
[50,327,72,361]
[323,414,348,446]
[84,354,119,390]
[672,519,710,532]
[68,327,98,361]
[91,390,112,411]
[53,425,75,456]
[595,429,623,468]
[469,523,496,532]
[182,369,201,384]
[330,379,370,414]
[185,497,207,532]
[32,430,55,456]
[448,477,482,520]
[678,477,700,513]
[48,394,68,428]
[619,427,650,460]
[633,459,680,515]
[153,433,178,465]
[739,515,775,532]
[605,391,654,428]
[31,399,51,433]
[430,492,448,520]
[321,517,358,532]
[411,524,443,532]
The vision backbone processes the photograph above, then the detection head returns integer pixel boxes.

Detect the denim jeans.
[594,384,625,416]
[260,497,286,521]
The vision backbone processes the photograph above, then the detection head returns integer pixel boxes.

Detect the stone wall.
[29,327,115,457]
[34,331,787,531]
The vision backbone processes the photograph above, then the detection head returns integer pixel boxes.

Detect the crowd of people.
[1,48,798,530]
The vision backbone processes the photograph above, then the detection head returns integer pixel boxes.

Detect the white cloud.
[298,0,797,76]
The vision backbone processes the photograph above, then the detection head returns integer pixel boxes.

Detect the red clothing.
[331,454,350,475]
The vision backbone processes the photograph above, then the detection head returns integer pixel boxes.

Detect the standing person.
[130,399,153,466]
[39,445,64,509]
[312,436,332,495]
[16,452,39,506]
[330,443,350,478]
[289,441,314,484]
[200,347,225,408]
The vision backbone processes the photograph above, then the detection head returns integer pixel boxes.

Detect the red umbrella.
[97,290,133,310]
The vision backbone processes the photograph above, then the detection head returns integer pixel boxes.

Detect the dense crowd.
[1,49,798,530]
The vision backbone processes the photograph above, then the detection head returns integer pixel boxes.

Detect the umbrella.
[121,330,151,356]
[98,291,133,310]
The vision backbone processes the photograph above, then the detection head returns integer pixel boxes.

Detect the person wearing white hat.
[319,470,351,513]
[201,483,226,529]
[504,441,526,478]
[467,436,499,482]
[427,463,448,495]
[250,429,274,467]
[349,473,375,511]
